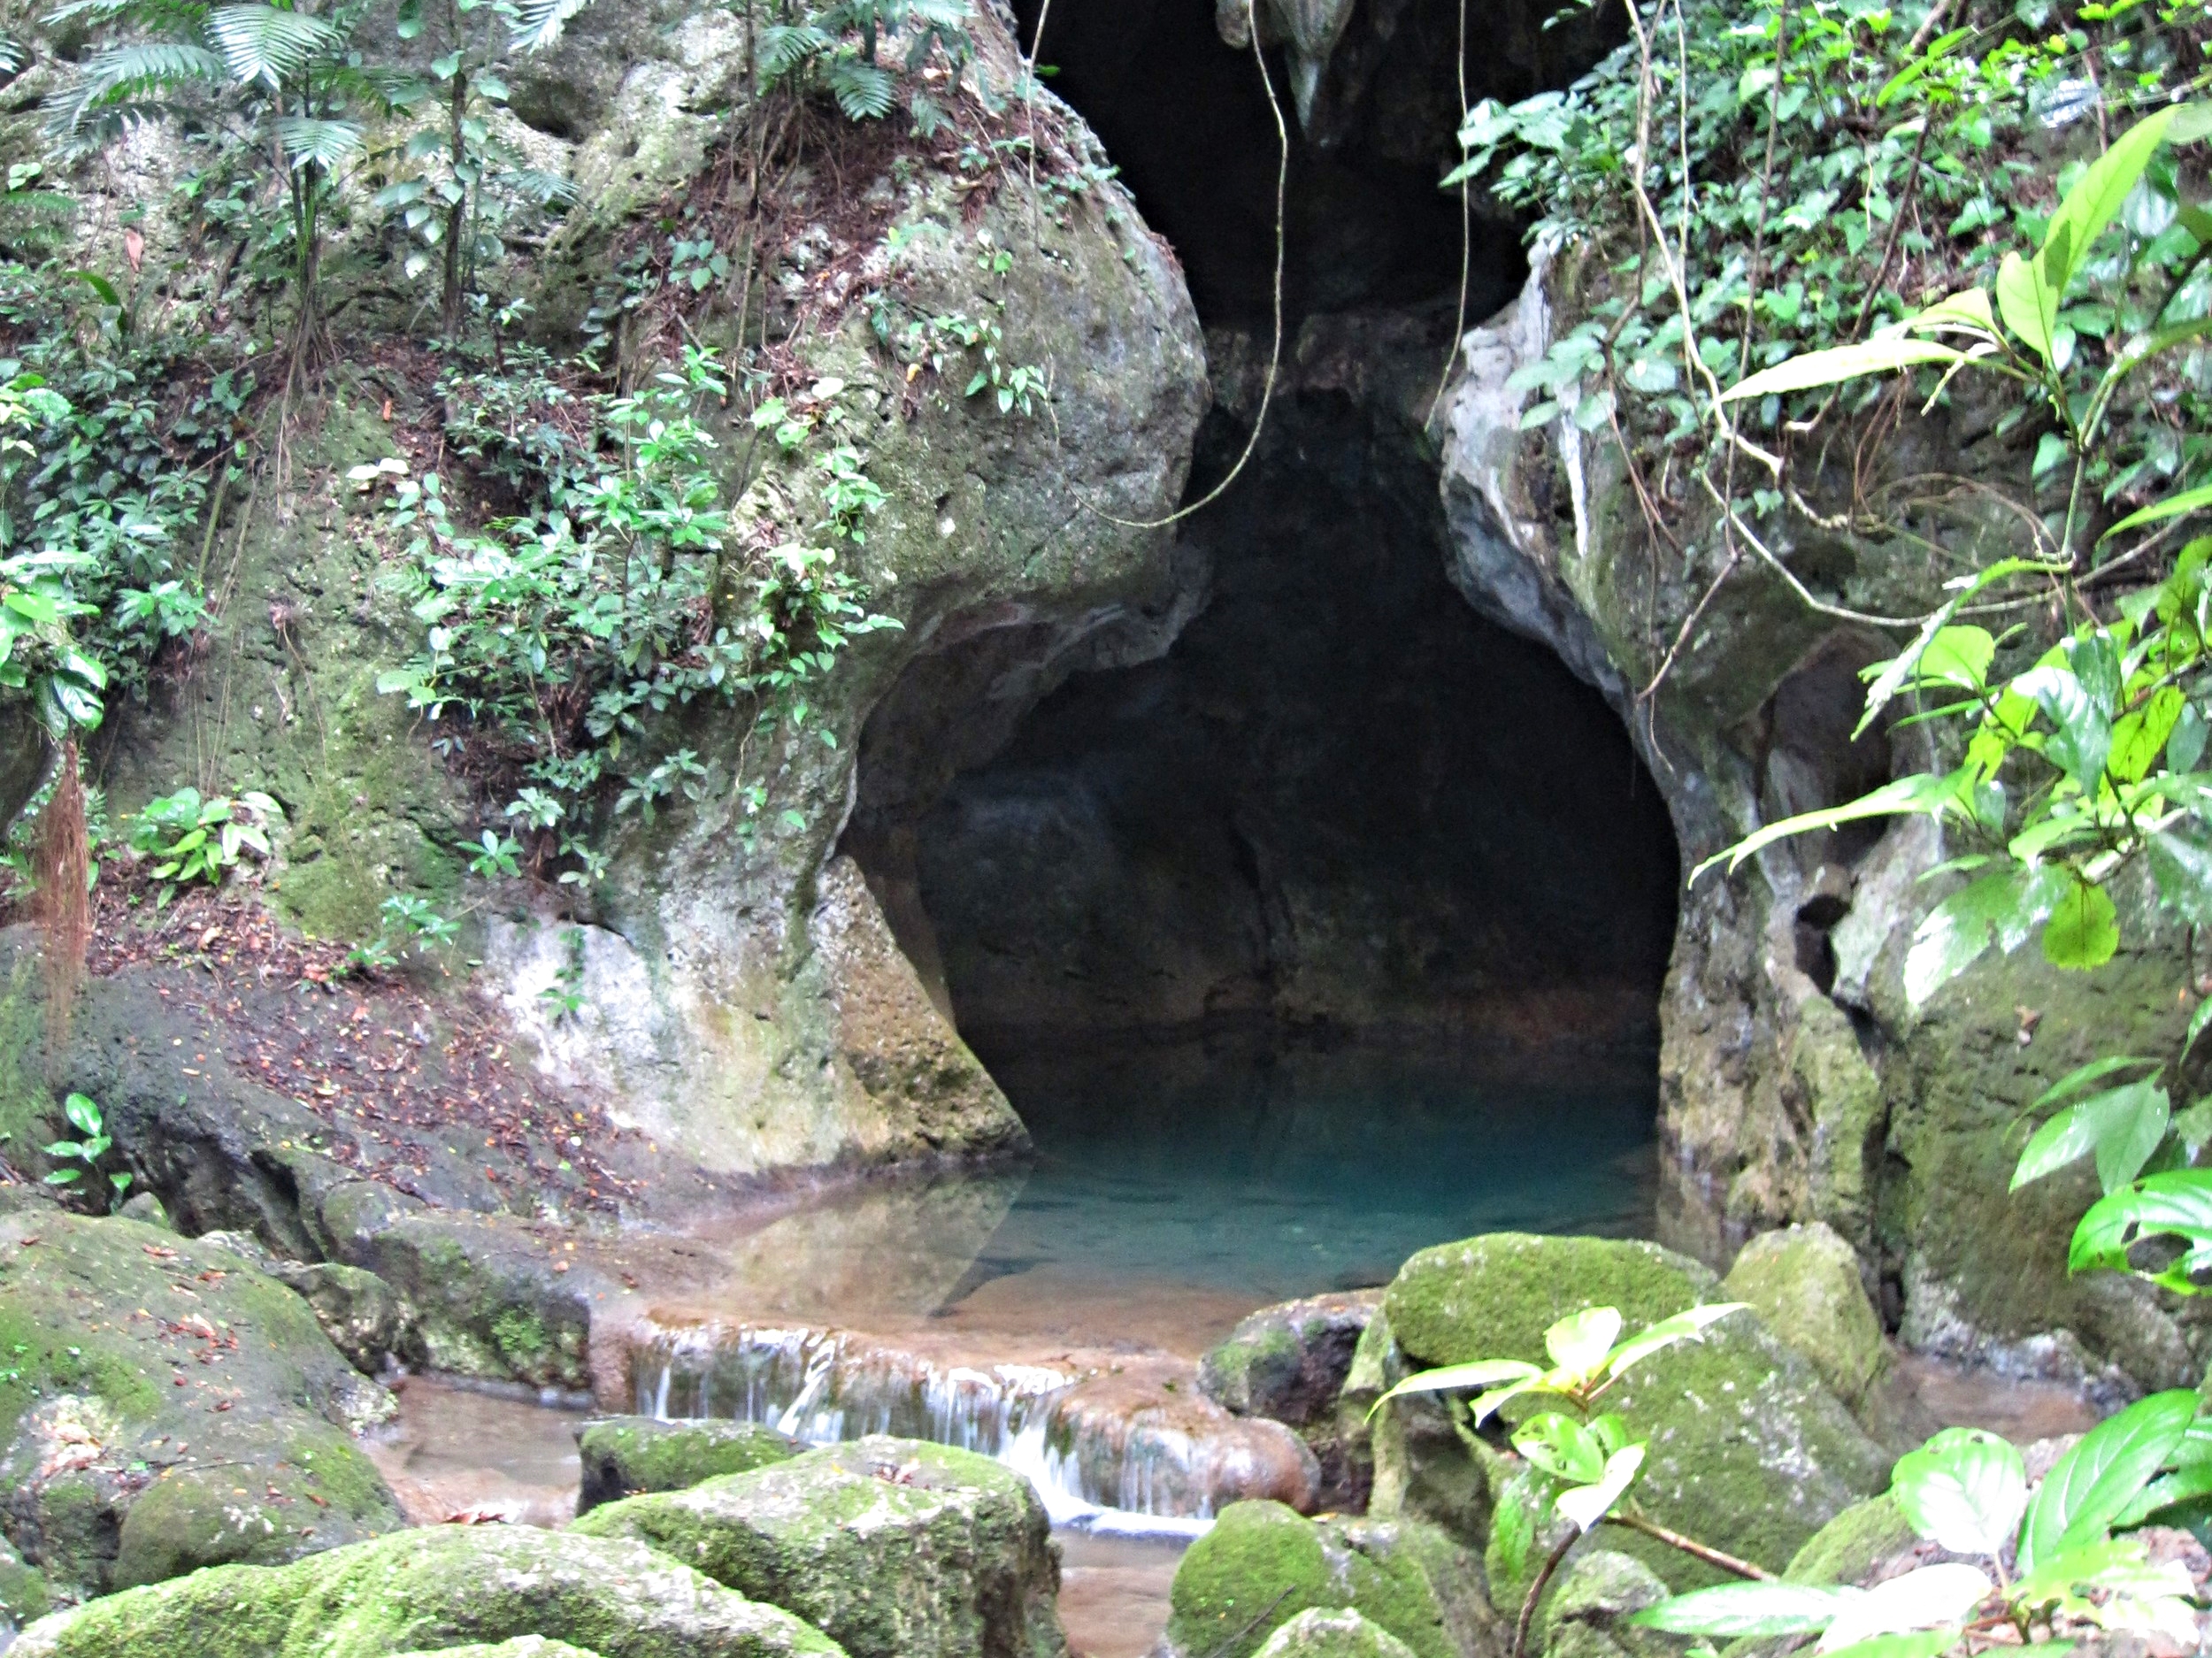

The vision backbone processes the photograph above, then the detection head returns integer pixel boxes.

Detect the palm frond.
[900,0,972,29]
[508,0,589,54]
[44,41,225,137]
[205,4,341,88]
[275,112,361,171]
[43,0,209,27]
[824,57,895,119]
[504,165,576,204]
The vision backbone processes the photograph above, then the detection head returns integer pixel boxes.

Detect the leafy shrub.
[128,787,281,895]
[42,1091,132,1210]
[759,0,977,132]
[364,346,897,872]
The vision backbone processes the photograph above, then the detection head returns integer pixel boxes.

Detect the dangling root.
[34,739,90,1073]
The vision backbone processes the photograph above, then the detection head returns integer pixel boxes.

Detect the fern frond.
[901,0,972,29]
[503,165,576,204]
[275,112,361,170]
[43,0,209,28]
[757,22,832,80]
[824,57,895,119]
[508,0,589,54]
[205,4,341,88]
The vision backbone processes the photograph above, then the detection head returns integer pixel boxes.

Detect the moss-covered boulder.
[1782,1493,1916,1585]
[0,1205,401,1601]
[393,1643,603,1658]
[1256,1608,1423,1658]
[1161,1501,1502,1658]
[264,1262,416,1377]
[574,1417,802,1513]
[10,1524,844,1657]
[569,1434,1064,1658]
[0,1531,52,1630]
[1370,1233,1890,1583]
[1721,1224,1887,1416]
[1540,1549,1681,1658]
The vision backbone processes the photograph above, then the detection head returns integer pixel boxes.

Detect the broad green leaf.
[1516,1410,1606,1485]
[1857,558,2059,739]
[1631,1582,1858,1637]
[2042,879,2119,971]
[1816,1632,1962,1658]
[2107,480,2212,541]
[1557,1444,1646,1532]
[1819,1564,1992,1651]
[2032,1056,2160,1111]
[1904,865,2065,1008]
[1369,1358,1541,1418]
[2041,107,2189,305]
[1892,1427,2027,1557]
[1997,249,2059,362]
[2020,1391,2200,1570]
[1720,337,1967,403]
[1694,773,1965,884]
[2012,1537,2153,1608]
[63,1093,100,1136]
[1602,1301,1748,1377]
[2112,1461,2212,1527]
[2011,1080,2170,1194]
[2070,1170,2212,1292]
[2109,686,2185,783]
[1914,626,1995,693]
[1546,1306,1623,1375]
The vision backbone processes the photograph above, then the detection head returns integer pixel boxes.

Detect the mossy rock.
[574,1417,803,1514]
[393,1643,604,1658]
[1721,1224,1887,1415]
[1201,1293,1381,1428]
[1162,1501,1500,1658]
[1783,1493,1916,1585]
[0,1206,401,1600]
[11,1524,845,1657]
[1540,1547,1686,1658]
[1255,1608,1422,1658]
[0,1531,52,1628]
[571,1434,1064,1658]
[1375,1233,1891,1584]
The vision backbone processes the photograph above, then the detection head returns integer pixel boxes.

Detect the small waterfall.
[627,1318,1316,1533]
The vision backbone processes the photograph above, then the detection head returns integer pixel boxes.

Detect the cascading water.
[627,1317,1317,1534]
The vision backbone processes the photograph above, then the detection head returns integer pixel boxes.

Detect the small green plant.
[1636,1394,2211,1655]
[128,788,280,896]
[42,1092,131,1210]
[539,923,585,1020]
[1372,1302,1752,1655]
[344,891,459,976]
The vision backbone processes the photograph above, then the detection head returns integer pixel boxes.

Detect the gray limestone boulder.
[1256,1608,1422,1658]
[569,1434,1065,1658]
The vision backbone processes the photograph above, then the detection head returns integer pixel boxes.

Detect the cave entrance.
[845,391,1680,1297]
[842,0,1663,1299]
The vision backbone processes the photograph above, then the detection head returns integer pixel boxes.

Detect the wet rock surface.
[571,1434,1066,1658]
[9,1523,843,1658]
[1201,1291,1382,1510]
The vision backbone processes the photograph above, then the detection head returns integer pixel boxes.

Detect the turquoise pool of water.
[949,1034,1659,1309]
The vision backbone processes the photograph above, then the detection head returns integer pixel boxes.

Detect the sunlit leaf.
[1632,1582,1857,1637]
[2041,879,2119,972]
[2018,1391,2199,1570]
[1546,1306,1623,1375]
[1557,1444,1646,1532]
[1892,1428,2026,1557]
[1818,1564,1991,1651]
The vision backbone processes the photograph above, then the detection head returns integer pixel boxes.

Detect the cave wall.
[1436,255,2211,1394]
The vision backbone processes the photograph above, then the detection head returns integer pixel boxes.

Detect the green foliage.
[127,787,280,896]
[41,1092,131,1210]
[364,346,897,873]
[1636,1399,2212,1654]
[757,0,977,133]
[373,0,584,337]
[47,0,393,348]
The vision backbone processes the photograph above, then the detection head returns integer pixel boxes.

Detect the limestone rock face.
[1256,1608,1423,1658]
[0,1205,401,1603]
[574,1417,803,1514]
[1363,1232,1889,1582]
[569,1434,1066,1658]
[1435,257,2203,1390]
[9,1524,843,1658]
[1160,1500,1502,1658]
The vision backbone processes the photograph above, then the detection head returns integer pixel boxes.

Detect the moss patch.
[575,1417,801,1513]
